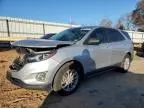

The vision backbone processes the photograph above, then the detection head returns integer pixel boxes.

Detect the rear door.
[106,29,126,65]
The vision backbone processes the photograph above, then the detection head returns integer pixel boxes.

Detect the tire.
[53,62,81,96]
[119,54,131,73]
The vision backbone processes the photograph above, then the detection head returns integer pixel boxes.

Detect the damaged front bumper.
[7,71,52,91]
[7,40,64,91]
[7,55,59,91]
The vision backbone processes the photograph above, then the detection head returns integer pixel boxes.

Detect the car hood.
[11,39,74,48]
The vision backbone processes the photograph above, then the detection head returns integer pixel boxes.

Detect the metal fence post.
[6,19,10,37]
[43,23,45,35]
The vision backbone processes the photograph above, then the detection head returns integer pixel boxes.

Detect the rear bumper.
[7,71,52,91]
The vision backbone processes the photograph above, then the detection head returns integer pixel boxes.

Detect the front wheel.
[53,62,81,96]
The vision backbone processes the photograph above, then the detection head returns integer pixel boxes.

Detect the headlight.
[27,51,56,63]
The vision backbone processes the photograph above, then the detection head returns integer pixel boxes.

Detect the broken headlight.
[27,51,56,63]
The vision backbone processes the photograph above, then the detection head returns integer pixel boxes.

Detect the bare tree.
[116,13,136,31]
[99,19,112,27]
[132,0,144,26]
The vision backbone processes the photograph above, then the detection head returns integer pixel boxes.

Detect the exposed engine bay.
[9,39,73,71]
[10,47,58,71]
[10,47,57,71]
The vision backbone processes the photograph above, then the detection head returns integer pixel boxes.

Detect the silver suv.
[7,26,133,95]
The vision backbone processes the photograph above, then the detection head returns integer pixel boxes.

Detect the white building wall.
[0,16,144,44]
[126,31,144,44]
[44,24,70,33]
[0,16,79,39]
[0,19,8,37]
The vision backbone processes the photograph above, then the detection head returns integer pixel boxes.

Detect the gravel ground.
[0,49,144,108]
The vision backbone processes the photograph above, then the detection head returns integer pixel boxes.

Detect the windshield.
[49,28,90,42]
[41,33,56,39]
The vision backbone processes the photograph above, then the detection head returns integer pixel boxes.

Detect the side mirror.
[87,38,101,45]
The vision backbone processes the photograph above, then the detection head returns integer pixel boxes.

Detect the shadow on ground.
[134,47,144,57]
[41,70,144,108]
[136,51,144,58]
[0,48,11,52]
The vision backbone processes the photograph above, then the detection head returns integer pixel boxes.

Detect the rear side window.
[121,31,131,40]
[107,29,125,42]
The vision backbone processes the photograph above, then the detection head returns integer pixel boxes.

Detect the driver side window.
[86,28,107,45]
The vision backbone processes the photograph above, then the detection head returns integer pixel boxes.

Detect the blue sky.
[0,0,137,25]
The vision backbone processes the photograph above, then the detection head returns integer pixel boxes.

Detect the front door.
[84,28,112,71]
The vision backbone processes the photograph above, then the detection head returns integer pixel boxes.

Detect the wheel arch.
[126,52,133,61]
[52,59,85,90]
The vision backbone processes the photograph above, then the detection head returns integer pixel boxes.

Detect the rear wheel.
[119,54,131,73]
[53,62,81,96]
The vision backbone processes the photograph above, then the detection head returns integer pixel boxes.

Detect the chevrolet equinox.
[7,26,133,95]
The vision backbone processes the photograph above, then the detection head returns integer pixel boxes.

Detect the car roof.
[72,26,119,30]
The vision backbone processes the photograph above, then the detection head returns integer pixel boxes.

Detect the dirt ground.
[0,49,48,108]
[0,49,144,108]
